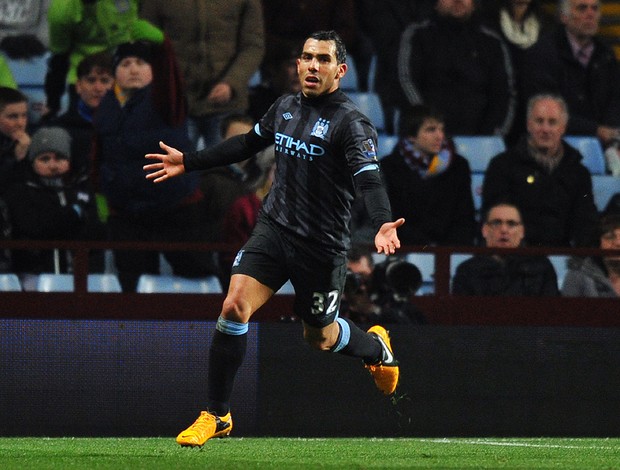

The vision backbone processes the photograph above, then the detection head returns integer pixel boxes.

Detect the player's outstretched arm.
[144,141,185,183]
[375,218,405,255]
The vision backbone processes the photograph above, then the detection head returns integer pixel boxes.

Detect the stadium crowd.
[0,0,619,306]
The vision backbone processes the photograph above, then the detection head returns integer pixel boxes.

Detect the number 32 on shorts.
[311,290,340,316]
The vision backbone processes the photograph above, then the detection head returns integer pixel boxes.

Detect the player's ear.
[336,62,347,80]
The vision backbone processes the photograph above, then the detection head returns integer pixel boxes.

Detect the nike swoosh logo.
[375,335,394,364]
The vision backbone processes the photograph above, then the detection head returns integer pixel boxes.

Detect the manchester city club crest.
[311,118,330,139]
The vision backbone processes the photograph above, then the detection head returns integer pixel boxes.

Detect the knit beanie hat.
[113,40,154,70]
[28,127,71,162]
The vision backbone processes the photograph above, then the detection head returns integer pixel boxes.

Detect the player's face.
[526,98,567,156]
[75,68,114,109]
[411,118,444,156]
[0,102,28,138]
[32,152,70,178]
[297,39,346,98]
[482,205,524,248]
[562,0,600,39]
[115,57,153,91]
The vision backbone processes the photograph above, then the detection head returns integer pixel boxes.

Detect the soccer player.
[144,30,405,447]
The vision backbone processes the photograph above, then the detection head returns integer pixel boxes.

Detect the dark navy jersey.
[255,89,380,252]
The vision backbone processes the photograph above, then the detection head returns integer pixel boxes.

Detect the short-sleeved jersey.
[255,89,379,253]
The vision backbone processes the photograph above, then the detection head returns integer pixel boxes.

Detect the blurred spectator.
[52,51,114,175]
[398,0,515,136]
[482,93,600,247]
[141,0,265,150]
[247,45,301,122]
[341,245,426,325]
[522,0,620,147]
[452,201,559,296]
[261,0,356,72]
[3,127,105,283]
[0,0,51,47]
[562,213,620,296]
[219,146,276,290]
[358,0,435,133]
[0,196,11,272]
[380,104,477,246]
[45,0,162,120]
[480,0,557,143]
[0,87,30,195]
[93,40,216,292]
[200,114,265,243]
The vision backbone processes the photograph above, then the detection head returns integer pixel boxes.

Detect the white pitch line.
[420,438,618,451]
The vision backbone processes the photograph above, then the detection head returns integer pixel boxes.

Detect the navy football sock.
[332,317,381,363]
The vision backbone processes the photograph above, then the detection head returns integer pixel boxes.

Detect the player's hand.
[144,141,186,183]
[375,218,405,255]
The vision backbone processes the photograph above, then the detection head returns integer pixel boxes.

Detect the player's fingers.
[145,153,164,161]
[143,162,163,171]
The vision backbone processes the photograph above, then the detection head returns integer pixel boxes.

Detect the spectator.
[380,104,477,246]
[219,145,276,290]
[522,0,620,147]
[261,0,356,71]
[561,213,620,296]
[0,55,17,89]
[247,45,301,122]
[45,0,162,119]
[52,51,114,175]
[0,87,30,195]
[93,40,216,292]
[141,0,265,150]
[201,114,265,243]
[341,246,426,324]
[452,201,559,295]
[480,0,557,143]
[397,0,516,137]
[3,127,104,285]
[482,93,600,247]
[358,0,435,133]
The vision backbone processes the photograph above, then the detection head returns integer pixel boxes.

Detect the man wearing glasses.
[451,201,560,296]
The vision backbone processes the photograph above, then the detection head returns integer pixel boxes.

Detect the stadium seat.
[471,172,484,215]
[136,274,222,294]
[377,133,398,158]
[591,175,620,211]
[405,253,435,294]
[548,255,570,289]
[0,273,22,291]
[340,56,359,91]
[275,280,295,295]
[450,253,473,278]
[36,273,123,292]
[6,52,55,125]
[348,91,385,132]
[452,135,506,173]
[564,136,606,175]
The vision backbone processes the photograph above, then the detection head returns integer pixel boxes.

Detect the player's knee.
[221,295,252,324]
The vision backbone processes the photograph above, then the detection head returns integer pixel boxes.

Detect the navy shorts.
[230,217,347,328]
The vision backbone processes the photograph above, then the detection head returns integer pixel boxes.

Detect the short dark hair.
[77,51,114,79]
[306,30,347,64]
[0,86,27,111]
[398,104,444,137]
[483,201,522,223]
[599,214,620,238]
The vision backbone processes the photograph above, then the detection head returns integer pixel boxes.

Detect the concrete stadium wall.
[1,321,618,437]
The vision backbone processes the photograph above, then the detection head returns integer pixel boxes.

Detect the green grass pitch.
[1,437,619,469]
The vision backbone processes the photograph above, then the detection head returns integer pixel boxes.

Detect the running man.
[144,30,405,447]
